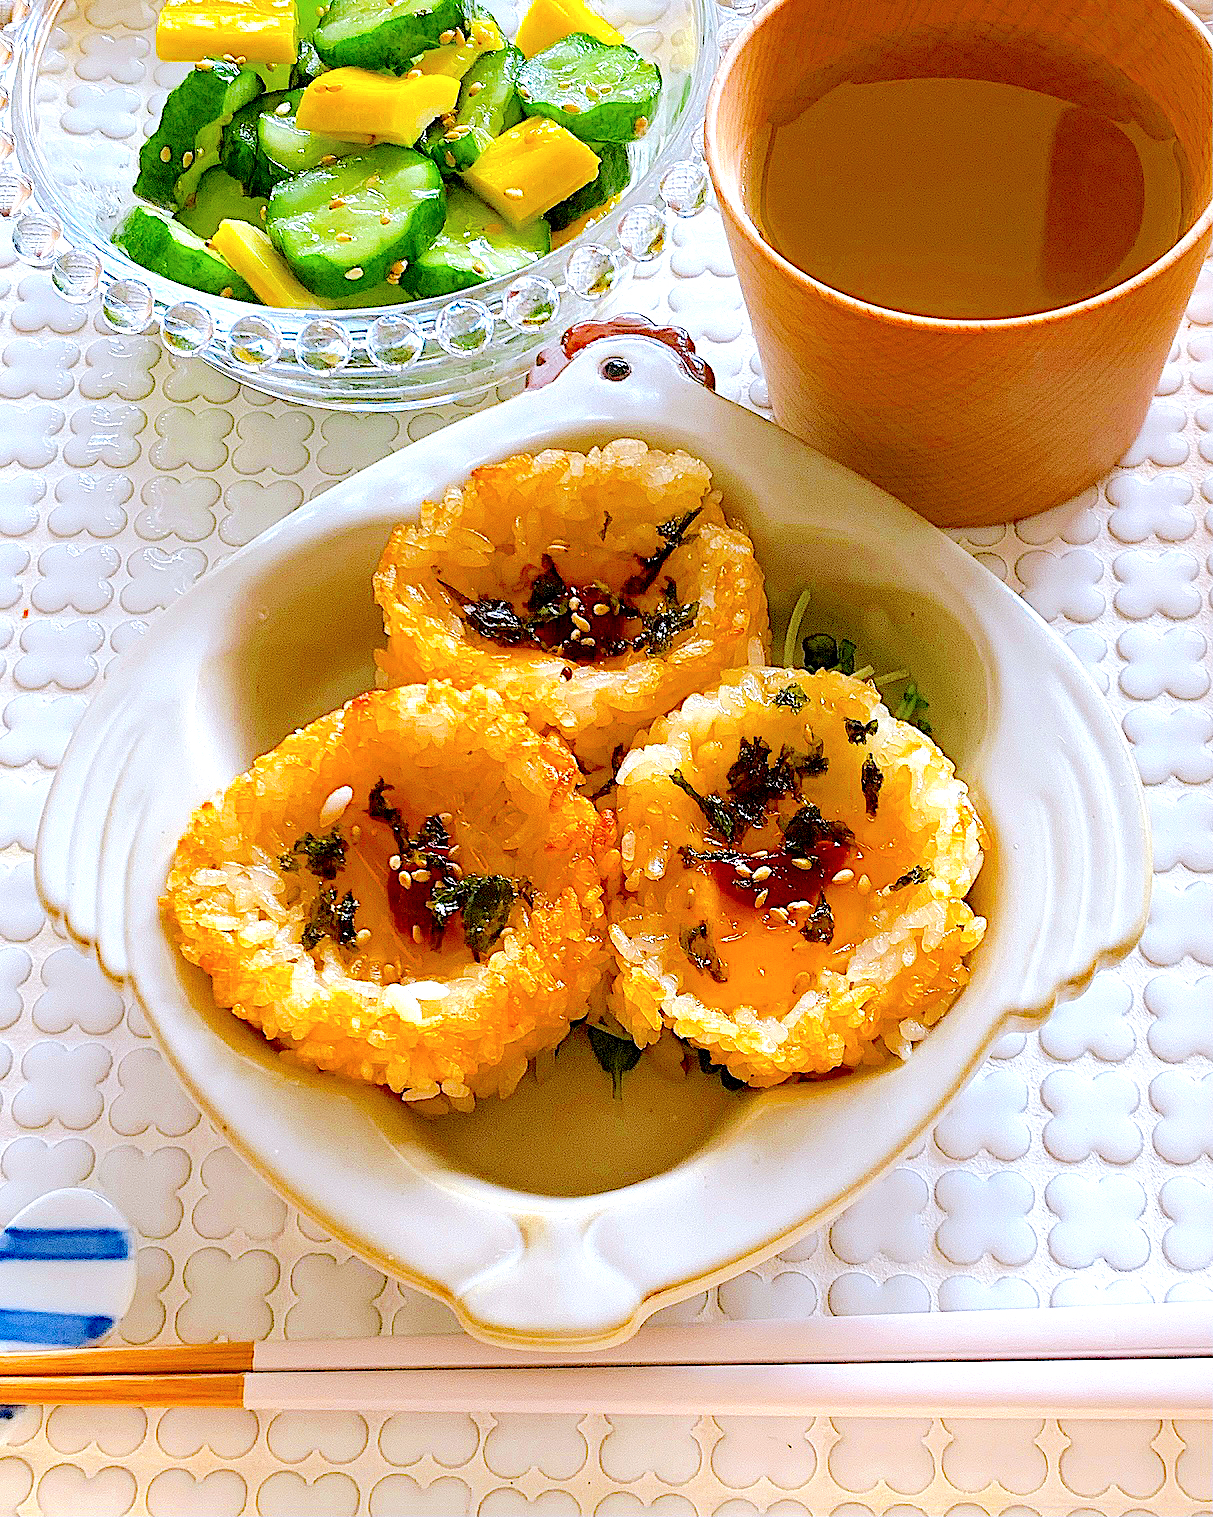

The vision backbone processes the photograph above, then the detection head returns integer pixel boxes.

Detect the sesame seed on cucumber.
[266,143,446,296]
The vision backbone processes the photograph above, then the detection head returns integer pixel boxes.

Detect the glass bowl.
[0,0,716,407]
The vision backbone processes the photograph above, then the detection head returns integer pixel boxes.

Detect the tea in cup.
[706,0,1213,525]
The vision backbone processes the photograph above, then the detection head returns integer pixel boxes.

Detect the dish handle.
[980,629,1152,1026]
[527,313,717,392]
[35,640,186,982]
[456,1213,644,1345]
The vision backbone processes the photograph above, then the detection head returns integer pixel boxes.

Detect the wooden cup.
[705,0,1213,526]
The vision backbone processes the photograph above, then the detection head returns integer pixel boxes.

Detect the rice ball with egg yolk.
[609,667,987,1085]
[163,682,616,1115]
[372,439,769,783]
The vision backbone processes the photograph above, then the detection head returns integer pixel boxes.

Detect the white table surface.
[0,54,1211,1514]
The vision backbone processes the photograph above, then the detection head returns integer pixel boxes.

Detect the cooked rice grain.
[373,440,769,777]
[609,668,987,1085]
[163,683,615,1114]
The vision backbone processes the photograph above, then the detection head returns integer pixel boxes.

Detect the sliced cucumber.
[225,90,365,198]
[221,95,275,198]
[402,184,549,294]
[546,137,626,230]
[423,44,524,174]
[327,278,416,306]
[413,14,503,79]
[289,0,331,82]
[297,0,330,36]
[518,34,659,142]
[314,0,466,75]
[290,0,330,81]
[176,166,268,238]
[267,143,446,295]
[113,205,258,302]
[136,61,264,209]
[291,37,327,86]
[253,62,294,92]
[258,89,366,182]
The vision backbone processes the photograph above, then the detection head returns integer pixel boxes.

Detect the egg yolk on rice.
[609,667,987,1085]
[162,683,615,1114]
[372,438,769,783]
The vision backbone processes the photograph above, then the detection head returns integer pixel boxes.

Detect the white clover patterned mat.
[0,135,1212,1515]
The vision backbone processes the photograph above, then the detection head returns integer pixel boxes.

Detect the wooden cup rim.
[704,0,1213,333]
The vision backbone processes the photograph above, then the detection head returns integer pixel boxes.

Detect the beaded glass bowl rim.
[35,335,1151,1347]
[0,0,720,406]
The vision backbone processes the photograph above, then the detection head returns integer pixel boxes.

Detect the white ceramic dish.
[36,335,1150,1349]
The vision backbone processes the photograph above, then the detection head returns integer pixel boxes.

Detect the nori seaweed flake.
[525,555,569,617]
[671,769,741,843]
[622,507,702,597]
[800,894,835,944]
[447,535,703,663]
[679,920,728,983]
[638,578,698,656]
[301,887,360,950]
[673,734,829,845]
[458,874,517,959]
[422,872,517,959]
[459,593,533,646]
[861,755,883,817]
[279,828,347,879]
[782,802,855,858]
[844,718,879,744]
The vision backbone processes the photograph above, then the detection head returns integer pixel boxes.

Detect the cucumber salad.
[115,0,661,308]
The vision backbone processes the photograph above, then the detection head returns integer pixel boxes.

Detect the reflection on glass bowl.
[1,0,715,407]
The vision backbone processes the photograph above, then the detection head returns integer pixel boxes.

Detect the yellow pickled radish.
[297,68,459,146]
[414,17,504,79]
[462,117,599,227]
[156,0,297,65]
[210,220,329,308]
[514,0,623,57]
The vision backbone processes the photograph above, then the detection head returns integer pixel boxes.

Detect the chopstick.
[3,1300,1208,1377]
[1,1359,1209,1417]
[0,1304,1208,1415]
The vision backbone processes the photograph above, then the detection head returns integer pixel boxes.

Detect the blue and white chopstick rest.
[0,1188,135,1356]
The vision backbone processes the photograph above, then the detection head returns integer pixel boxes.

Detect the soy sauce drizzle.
[675,736,854,945]
[681,831,852,943]
[367,779,517,959]
[441,510,702,664]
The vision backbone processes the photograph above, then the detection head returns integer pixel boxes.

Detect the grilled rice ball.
[609,667,986,1086]
[373,439,769,782]
[163,683,615,1114]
